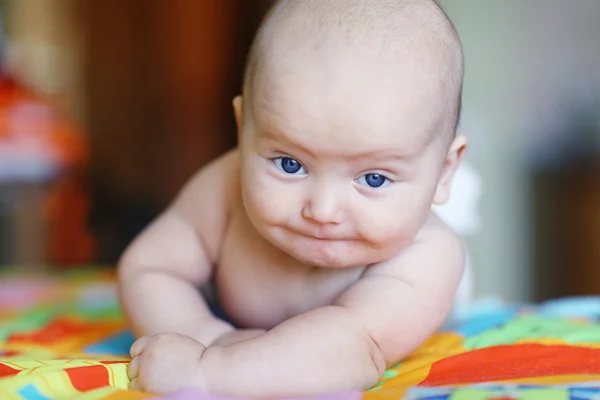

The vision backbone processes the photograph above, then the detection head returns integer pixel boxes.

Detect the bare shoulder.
[365,212,465,297]
[416,211,466,270]
[334,213,466,364]
[170,148,241,263]
[118,149,241,284]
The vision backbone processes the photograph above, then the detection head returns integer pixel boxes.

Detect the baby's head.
[234,0,467,268]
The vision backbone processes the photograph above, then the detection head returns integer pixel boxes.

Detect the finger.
[129,377,140,391]
[127,356,140,380]
[130,336,150,358]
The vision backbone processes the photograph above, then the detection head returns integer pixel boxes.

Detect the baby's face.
[237,60,462,268]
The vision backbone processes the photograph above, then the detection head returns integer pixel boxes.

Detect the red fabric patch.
[0,363,19,377]
[65,365,110,391]
[421,344,600,386]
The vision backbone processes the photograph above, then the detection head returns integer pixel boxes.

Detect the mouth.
[303,234,335,241]
[294,229,351,241]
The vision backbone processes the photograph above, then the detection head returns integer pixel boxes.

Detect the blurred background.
[0,0,598,304]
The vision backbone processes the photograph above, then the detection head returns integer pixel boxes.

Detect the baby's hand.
[211,329,266,346]
[128,333,207,394]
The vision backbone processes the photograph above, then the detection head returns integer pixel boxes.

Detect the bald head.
[242,0,464,140]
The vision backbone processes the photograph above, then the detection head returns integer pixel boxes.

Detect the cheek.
[354,187,433,245]
[241,161,302,225]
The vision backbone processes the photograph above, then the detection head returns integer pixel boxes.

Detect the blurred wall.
[439,0,600,302]
[437,0,532,302]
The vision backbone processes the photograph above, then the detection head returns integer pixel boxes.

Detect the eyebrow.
[348,151,410,162]
[259,128,319,159]
[259,128,413,163]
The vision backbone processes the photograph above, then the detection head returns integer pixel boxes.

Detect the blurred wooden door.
[84,1,273,262]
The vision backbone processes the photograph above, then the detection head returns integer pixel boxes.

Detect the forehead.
[250,53,447,156]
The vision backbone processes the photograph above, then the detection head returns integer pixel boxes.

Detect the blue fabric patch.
[18,384,51,400]
[84,330,135,356]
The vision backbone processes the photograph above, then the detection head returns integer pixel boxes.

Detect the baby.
[118,0,468,397]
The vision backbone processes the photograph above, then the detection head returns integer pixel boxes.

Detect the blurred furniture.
[532,163,600,300]
[0,75,94,266]
[83,1,274,262]
[0,0,95,267]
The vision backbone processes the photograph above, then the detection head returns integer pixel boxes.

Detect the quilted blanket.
[2,268,600,400]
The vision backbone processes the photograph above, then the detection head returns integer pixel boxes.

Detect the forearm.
[118,270,233,345]
[200,306,385,398]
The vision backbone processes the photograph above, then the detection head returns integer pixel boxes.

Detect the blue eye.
[357,173,389,188]
[273,157,306,175]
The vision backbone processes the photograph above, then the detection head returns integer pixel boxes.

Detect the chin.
[294,252,355,269]
[286,238,369,269]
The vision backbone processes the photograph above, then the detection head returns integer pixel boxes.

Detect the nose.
[302,184,344,225]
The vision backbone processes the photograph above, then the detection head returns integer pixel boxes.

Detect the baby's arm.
[117,151,238,346]
[197,223,464,398]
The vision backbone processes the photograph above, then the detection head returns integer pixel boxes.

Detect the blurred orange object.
[0,73,95,266]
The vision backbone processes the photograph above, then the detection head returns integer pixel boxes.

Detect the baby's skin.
[118,0,468,397]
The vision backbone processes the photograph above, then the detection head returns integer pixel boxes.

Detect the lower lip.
[297,232,348,241]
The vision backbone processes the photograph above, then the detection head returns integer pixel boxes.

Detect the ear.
[233,95,243,141]
[433,135,468,205]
